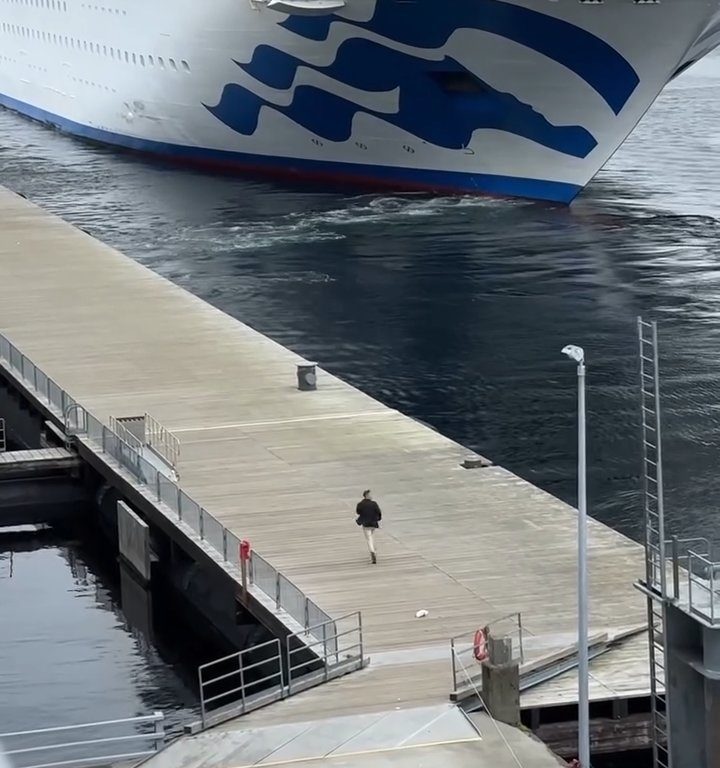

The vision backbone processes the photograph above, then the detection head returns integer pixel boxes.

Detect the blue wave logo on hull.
[208,0,638,162]
[281,0,639,115]
[208,40,596,157]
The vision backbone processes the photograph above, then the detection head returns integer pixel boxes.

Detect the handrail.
[108,416,144,453]
[144,412,179,469]
[0,713,163,738]
[195,613,363,730]
[198,638,283,727]
[663,535,720,625]
[0,712,165,768]
[0,331,340,640]
[449,612,524,696]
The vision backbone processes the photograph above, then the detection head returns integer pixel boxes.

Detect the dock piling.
[482,634,520,727]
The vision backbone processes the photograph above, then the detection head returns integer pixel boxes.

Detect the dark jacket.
[356,498,382,528]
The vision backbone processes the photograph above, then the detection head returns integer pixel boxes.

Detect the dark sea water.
[2,52,720,754]
[0,528,199,737]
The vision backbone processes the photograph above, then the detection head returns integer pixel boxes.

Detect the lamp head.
[561,344,585,364]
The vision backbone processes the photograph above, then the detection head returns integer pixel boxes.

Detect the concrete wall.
[0,477,90,526]
[117,501,151,582]
[666,603,705,768]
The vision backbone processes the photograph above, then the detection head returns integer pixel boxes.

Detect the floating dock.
[0,187,651,764]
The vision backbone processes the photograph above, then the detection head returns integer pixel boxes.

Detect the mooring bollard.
[297,361,317,391]
[481,634,520,726]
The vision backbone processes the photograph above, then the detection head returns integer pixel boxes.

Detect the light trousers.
[363,526,376,554]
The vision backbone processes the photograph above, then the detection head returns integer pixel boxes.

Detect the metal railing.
[196,612,363,730]
[198,638,284,726]
[144,412,179,470]
[286,612,361,694]
[450,612,524,699]
[658,536,720,625]
[108,416,144,454]
[0,713,165,768]
[250,550,334,637]
[109,414,179,475]
[0,417,5,453]
[0,331,336,639]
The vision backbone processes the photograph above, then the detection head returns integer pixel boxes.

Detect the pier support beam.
[481,635,520,726]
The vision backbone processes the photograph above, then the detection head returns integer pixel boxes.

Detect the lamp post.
[561,344,589,768]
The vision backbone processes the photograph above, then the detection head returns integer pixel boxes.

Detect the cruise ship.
[1,0,720,203]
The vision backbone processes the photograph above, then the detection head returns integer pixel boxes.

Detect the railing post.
[358,612,364,667]
[199,508,205,539]
[239,652,246,714]
[102,427,107,453]
[672,536,680,601]
[286,640,293,696]
[304,598,310,632]
[223,529,228,560]
[450,638,457,692]
[176,487,183,521]
[689,554,694,612]
[277,639,285,694]
[152,711,164,750]
[275,572,281,609]
[45,376,51,404]
[156,472,161,501]
[33,365,37,393]
[323,622,329,681]
[712,562,716,624]
[517,613,524,663]
[198,666,206,730]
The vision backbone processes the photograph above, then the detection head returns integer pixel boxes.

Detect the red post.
[240,540,251,605]
[240,540,251,562]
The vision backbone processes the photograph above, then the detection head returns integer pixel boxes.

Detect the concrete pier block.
[117,501,151,583]
[482,635,520,726]
[703,626,720,768]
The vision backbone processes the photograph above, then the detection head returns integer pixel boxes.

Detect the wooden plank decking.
[0,187,649,722]
[0,447,73,462]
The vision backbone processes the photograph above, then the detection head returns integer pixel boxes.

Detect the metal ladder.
[638,316,671,768]
[0,417,5,453]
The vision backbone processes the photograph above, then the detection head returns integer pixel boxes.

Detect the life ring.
[473,628,488,662]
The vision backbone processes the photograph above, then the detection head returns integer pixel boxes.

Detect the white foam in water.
[153,195,506,254]
[310,194,512,227]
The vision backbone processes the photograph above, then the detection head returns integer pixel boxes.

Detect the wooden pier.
[0,187,651,759]
[0,445,86,526]
[0,447,79,478]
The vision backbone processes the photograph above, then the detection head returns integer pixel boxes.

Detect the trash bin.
[297,362,317,391]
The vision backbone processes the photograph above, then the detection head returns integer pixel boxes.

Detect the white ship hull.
[1,0,720,203]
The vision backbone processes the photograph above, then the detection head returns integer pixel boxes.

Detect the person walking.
[356,489,382,564]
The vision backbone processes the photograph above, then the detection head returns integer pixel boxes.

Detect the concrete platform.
[0,187,649,733]
[142,704,564,768]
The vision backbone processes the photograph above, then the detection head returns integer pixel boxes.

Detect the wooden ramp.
[0,187,649,726]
